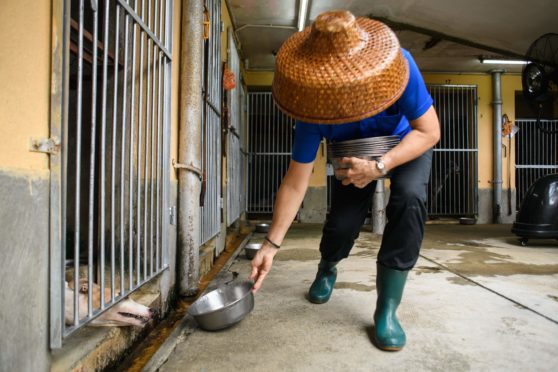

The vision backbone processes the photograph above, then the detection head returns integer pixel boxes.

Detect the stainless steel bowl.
[255,223,270,233]
[244,243,261,259]
[188,281,254,331]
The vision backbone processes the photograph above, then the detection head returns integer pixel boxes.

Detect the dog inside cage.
[62,0,167,331]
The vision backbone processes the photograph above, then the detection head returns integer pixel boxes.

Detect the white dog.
[64,279,155,327]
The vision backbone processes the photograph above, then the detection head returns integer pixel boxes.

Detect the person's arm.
[335,105,440,187]
[250,159,314,293]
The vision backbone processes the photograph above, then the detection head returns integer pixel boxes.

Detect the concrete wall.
[0,0,53,370]
[0,170,50,371]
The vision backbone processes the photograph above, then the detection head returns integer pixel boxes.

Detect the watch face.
[376,160,384,170]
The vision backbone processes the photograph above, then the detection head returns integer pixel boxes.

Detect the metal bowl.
[189,281,254,331]
[255,223,270,233]
[244,243,262,259]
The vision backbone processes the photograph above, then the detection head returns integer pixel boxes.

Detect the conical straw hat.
[272,10,409,124]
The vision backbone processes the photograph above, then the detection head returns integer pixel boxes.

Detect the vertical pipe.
[372,179,386,234]
[178,0,203,295]
[492,70,504,223]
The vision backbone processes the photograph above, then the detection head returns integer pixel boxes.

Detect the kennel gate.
[515,119,558,208]
[247,92,294,214]
[49,0,173,347]
[426,84,478,217]
[326,85,478,217]
[247,86,478,217]
[226,29,247,226]
[200,0,222,245]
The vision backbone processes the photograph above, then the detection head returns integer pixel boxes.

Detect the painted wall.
[0,0,52,370]
[0,0,51,171]
[245,71,274,86]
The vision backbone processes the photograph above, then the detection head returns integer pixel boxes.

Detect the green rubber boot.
[308,259,339,304]
[373,263,409,351]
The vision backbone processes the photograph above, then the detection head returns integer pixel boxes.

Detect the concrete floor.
[159,224,558,372]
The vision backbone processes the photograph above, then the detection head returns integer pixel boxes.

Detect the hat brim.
[272,18,410,124]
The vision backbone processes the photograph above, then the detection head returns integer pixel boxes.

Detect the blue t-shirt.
[291,49,433,163]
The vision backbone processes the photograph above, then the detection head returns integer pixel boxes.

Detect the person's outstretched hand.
[249,243,278,293]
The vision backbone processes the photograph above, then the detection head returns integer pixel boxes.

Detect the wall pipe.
[372,179,386,234]
[491,70,504,224]
[177,0,203,296]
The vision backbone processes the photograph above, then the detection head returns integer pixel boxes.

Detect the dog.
[64,279,155,327]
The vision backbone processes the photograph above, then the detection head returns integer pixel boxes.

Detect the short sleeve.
[398,50,433,121]
[291,121,322,163]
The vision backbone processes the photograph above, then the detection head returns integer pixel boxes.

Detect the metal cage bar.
[49,0,173,347]
[247,92,294,214]
[200,0,222,244]
[226,28,243,226]
[426,84,478,217]
[325,85,478,217]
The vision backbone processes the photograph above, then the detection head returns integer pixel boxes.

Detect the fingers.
[249,265,259,281]
[252,269,269,293]
[339,157,356,166]
[250,253,274,293]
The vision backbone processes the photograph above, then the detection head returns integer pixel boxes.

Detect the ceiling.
[226,0,558,74]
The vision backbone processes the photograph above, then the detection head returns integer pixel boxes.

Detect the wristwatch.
[375,158,387,176]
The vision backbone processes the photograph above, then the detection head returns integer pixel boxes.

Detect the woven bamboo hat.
[272,10,409,124]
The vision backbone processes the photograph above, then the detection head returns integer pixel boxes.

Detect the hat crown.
[307,10,366,55]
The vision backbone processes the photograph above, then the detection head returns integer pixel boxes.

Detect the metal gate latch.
[29,136,61,155]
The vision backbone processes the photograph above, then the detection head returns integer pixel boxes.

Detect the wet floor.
[156,223,558,371]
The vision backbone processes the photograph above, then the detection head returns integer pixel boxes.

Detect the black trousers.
[320,149,433,270]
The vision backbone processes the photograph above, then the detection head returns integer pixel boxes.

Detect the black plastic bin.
[512,174,558,246]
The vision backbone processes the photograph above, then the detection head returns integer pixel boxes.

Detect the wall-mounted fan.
[521,33,558,132]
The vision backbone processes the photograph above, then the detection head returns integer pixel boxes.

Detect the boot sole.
[308,296,330,304]
[377,344,403,352]
[372,335,404,352]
